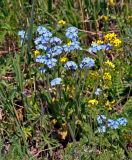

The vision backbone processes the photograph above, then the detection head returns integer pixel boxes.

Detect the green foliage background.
[0,0,132,159]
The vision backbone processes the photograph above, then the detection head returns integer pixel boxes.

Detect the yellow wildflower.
[102,16,109,21]
[108,0,115,6]
[88,99,98,106]
[60,57,68,63]
[112,38,122,47]
[58,20,66,25]
[51,119,57,125]
[22,127,32,139]
[34,50,40,56]
[105,100,115,110]
[105,60,115,69]
[58,123,68,140]
[59,130,68,140]
[103,72,112,81]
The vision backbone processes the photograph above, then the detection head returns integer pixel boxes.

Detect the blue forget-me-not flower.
[64,61,78,70]
[107,119,119,129]
[37,26,52,37]
[18,30,28,44]
[50,37,62,45]
[50,46,63,57]
[80,57,95,69]
[117,117,127,126]
[51,78,62,86]
[18,30,26,39]
[97,115,107,124]
[95,88,102,96]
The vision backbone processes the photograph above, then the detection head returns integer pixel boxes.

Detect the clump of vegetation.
[0,0,132,159]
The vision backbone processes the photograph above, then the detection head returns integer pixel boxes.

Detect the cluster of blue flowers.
[63,27,82,52]
[33,26,84,70]
[25,25,97,87]
[35,26,52,51]
[88,43,112,54]
[65,27,78,41]
[35,55,57,68]
[97,115,127,133]
[35,26,82,54]
[31,26,96,71]
[63,57,95,71]
[107,118,127,129]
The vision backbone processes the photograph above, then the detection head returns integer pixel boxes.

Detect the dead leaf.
[0,108,3,120]
[16,108,24,121]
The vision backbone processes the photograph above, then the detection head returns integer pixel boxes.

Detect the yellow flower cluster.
[58,20,66,25]
[89,71,99,80]
[103,72,112,81]
[104,33,122,47]
[88,99,98,106]
[104,33,117,42]
[104,60,115,69]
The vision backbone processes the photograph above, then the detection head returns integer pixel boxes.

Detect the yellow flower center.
[60,57,68,63]
[67,41,72,46]
[96,40,104,44]
[34,50,40,56]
